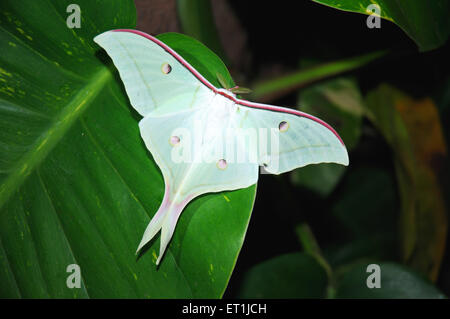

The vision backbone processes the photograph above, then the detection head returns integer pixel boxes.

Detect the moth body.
[94,29,349,266]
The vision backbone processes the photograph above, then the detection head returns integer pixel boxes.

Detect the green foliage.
[0,0,256,298]
[311,0,450,51]
[237,254,446,298]
[250,51,386,102]
[176,0,227,63]
[1,0,448,300]
[336,262,446,298]
[364,85,447,281]
[237,252,328,298]
[332,166,397,239]
[325,166,398,266]
[236,83,449,298]
[292,78,364,196]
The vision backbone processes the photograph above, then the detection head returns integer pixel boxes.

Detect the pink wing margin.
[111,29,345,146]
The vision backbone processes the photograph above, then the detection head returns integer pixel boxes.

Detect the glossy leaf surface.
[0,0,256,298]
[311,0,450,51]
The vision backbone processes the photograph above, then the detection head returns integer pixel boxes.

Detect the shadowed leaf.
[237,252,328,298]
[365,85,447,281]
[311,0,450,51]
[336,262,446,298]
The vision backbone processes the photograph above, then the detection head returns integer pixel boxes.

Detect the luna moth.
[94,29,349,265]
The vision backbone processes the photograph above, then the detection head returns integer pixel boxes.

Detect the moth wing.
[238,102,349,174]
[94,30,215,116]
[138,106,259,200]
[136,105,258,263]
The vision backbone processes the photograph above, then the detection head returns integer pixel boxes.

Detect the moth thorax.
[202,94,232,143]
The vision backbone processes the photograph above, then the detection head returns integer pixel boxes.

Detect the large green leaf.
[311,0,450,51]
[0,0,256,298]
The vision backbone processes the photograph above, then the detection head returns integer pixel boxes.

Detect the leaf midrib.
[0,66,112,212]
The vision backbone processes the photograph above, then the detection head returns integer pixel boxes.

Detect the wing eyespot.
[161,63,172,74]
[169,136,180,146]
[279,121,289,132]
[217,159,227,170]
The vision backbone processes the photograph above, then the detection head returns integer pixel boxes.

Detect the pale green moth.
[94,29,349,265]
